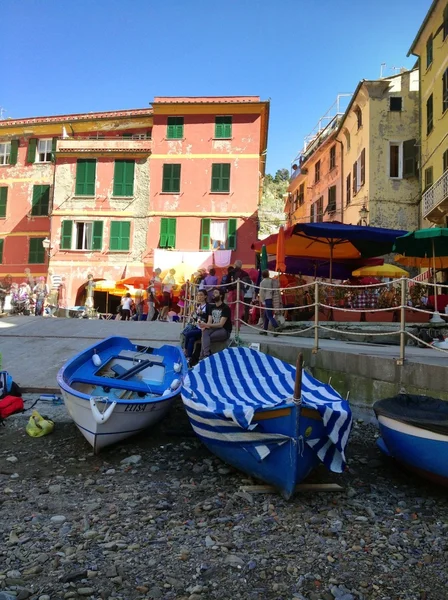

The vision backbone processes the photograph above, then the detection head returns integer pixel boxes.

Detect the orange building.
[0,96,269,307]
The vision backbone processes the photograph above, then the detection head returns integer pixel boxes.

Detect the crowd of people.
[0,274,64,317]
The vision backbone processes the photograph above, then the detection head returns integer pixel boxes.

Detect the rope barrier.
[318,325,400,337]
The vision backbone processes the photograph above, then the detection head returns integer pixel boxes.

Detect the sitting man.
[198,287,232,359]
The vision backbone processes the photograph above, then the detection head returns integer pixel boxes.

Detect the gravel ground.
[0,397,447,600]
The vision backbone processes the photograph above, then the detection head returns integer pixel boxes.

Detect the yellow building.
[337,69,420,230]
[408,0,448,225]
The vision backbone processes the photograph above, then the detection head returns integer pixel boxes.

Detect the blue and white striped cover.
[181,347,352,472]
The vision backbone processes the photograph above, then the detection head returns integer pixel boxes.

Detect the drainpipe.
[336,139,344,223]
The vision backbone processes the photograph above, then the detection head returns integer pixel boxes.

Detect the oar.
[293,352,303,403]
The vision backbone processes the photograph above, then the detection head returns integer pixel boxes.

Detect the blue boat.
[181,347,352,498]
[374,394,448,486]
[57,336,187,452]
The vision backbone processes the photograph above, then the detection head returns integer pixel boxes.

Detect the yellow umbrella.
[395,254,448,269]
[95,280,126,292]
[351,263,409,278]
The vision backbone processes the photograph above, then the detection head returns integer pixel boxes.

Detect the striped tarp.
[181,347,352,472]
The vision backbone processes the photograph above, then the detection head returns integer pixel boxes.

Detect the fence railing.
[182,277,448,364]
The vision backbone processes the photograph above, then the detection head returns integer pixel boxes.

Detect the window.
[298,183,304,206]
[355,106,362,129]
[444,3,448,40]
[0,239,3,264]
[211,163,230,192]
[443,149,448,173]
[427,94,434,135]
[403,139,418,178]
[36,139,53,163]
[75,159,96,196]
[60,220,102,251]
[162,164,181,193]
[215,116,232,139]
[28,238,45,264]
[166,117,184,139]
[31,185,50,216]
[314,160,320,183]
[0,187,7,218]
[0,142,11,165]
[443,68,448,113]
[424,167,433,191]
[352,149,365,194]
[346,174,351,206]
[113,160,135,196]
[426,35,433,69]
[110,221,131,251]
[159,218,176,249]
[389,143,401,178]
[360,148,365,186]
[390,97,403,111]
[353,161,358,195]
[327,186,336,212]
[316,196,323,222]
[200,218,237,250]
[329,145,336,170]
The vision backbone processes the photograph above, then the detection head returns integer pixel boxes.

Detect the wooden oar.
[293,352,303,403]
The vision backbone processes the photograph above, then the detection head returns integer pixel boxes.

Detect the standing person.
[241,274,254,323]
[85,274,95,308]
[134,284,146,321]
[198,288,232,359]
[203,267,218,302]
[160,269,176,321]
[0,274,12,314]
[33,277,49,317]
[220,266,234,304]
[228,260,249,324]
[147,286,159,322]
[121,293,133,321]
[259,270,280,336]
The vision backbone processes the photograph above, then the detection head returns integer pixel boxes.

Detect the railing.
[183,278,448,364]
[56,139,152,153]
[423,169,448,218]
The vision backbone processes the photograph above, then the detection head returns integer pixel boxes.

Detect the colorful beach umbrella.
[351,263,409,279]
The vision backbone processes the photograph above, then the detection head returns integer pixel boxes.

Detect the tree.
[258,169,289,238]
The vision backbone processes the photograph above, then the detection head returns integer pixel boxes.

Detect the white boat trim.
[378,415,448,442]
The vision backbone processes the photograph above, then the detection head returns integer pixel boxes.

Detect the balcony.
[423,169,448,222]
[56,138,152,156]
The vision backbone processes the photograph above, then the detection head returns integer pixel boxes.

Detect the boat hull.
[377,415,448,486]
[184,404,324,499]
[61,388,174,453]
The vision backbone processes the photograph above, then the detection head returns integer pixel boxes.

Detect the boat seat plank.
[118,350,164,363]
[71,374,166,394]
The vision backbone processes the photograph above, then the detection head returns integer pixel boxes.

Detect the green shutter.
[29,238,45,264]
[403,139,417,178]
[167,218,176,248]
[110,221,130,251]
[200,218,211,250]
[227,218,237,250]
[51,137,58,162]
[215,116,232,138]
[0,239,3,264]
[61,220,73,249]
[159,218,176,248]
[92,221,103,251]
[167,117,184,139]
[9,140,19,165]
[27,138,37,164]
[160,218,168,247]
[76,159,96,195]
[211,164,230,192]
[0,187,7,218]
[162,164,181,193]
[114,160,135,196]
[31,185,50,216]
[122,133,132,139]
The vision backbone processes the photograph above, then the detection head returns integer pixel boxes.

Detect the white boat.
[57,336,187,453]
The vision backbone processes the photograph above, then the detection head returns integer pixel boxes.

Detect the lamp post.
[42,237,52,257]
[359,204,369,226]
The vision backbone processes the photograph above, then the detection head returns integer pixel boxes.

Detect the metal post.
[182,281,189,326]
[235,278,241,340]
[398,277,406,365]
[313,280,319,353]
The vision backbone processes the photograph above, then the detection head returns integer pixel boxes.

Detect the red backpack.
[0,395,24,421]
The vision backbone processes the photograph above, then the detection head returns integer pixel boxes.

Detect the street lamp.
[359,204,369,226]
[42,237,53,257]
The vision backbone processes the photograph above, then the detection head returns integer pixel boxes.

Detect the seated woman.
[183,289,209,366]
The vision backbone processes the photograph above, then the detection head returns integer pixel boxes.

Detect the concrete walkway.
[0,315,447,393]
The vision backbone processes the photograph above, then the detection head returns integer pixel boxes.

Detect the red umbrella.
[350,276,381,285]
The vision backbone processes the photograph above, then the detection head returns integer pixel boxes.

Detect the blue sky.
[3,0,429,174]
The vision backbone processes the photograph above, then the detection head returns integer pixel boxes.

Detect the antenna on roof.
[380,63,386,78]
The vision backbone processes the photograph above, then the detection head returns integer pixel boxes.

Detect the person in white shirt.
[259,270,280,336]
[121,293,133,321]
